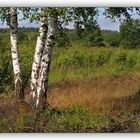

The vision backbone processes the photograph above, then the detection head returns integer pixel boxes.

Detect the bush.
[0,36,13,92]
[102,30,120,47]
[120,19,140,49]
[111,51,127,64]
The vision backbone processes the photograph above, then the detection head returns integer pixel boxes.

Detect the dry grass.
[0,72,140,117]
[48,72,140,115]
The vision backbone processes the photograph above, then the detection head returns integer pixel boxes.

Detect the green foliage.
[104,8,140,20]
[0,28,37,92]
[54,22,71,48]
[0,32,13,92]
[73,8,104,47]
[42,106,108,132]
[102,30,120,47]
[120,19,140,49]
[48,45,140,83]
[51,45,139,70]
[0,8,10,24]
[84,23,104,47]
[19,43,34,87]
[0,105,109,132]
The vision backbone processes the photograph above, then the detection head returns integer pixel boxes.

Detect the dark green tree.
[120,19,140,48]
[54,21,71,48]
[83,20,104,47]
[73,8,104,47]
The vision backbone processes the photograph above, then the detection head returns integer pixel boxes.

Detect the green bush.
[111,51,127,64]
[102,30,120,47]
[0,36,13,92]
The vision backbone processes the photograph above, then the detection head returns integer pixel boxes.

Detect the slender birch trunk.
[35,14,58,110]
[10,7,24,101]
[30,14,47,106]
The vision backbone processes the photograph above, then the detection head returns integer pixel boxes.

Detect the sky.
[18,8,122,31]
[97,8,120,31]
[0,8,140,31]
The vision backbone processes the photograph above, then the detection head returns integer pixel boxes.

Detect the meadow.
[0,29,140,132]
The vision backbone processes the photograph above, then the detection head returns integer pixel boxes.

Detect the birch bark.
[36,14,58,110]
[30,15,47,106]
[10,7,24,101]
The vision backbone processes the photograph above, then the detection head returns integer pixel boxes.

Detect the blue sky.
[97,8,120,31]
[0,8,139,31]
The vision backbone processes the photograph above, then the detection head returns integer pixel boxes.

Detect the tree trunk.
[10,7,24,101]
[35,14,58,110]
[30,14,47,106]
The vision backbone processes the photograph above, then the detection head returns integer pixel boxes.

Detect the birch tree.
[9,7,24,101]
[35,11,58,110]
[30,9,48,106]
[30,8,70,110]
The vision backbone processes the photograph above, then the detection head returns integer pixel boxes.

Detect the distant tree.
[83,20,104,47]
[54,21,71,48]
[119,19,140,48]
[73,8,104,47]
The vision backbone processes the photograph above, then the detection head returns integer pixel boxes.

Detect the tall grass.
[49,44,140,84]
[1,40,140,91]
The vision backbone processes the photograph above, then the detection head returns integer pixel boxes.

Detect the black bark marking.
[49,35,55,40]
[11,50,17,53]
[34,73,38,79]
[12,57,18,60]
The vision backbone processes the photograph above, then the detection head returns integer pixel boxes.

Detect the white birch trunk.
[30,15,47,106]
[10,7,24,101]
[35,14,58,110]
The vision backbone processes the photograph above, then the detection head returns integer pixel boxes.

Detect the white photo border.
[0,0,139,7]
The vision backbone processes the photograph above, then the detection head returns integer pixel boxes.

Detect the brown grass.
[48,72,140,115]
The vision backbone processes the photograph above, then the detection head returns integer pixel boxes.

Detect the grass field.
[0,43,140,132]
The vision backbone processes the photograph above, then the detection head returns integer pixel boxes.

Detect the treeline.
[67,19,140,48]
[1,19,140,49]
